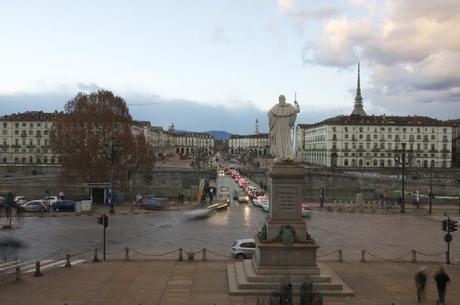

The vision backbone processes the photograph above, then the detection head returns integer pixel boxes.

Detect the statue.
[268,95,300,161]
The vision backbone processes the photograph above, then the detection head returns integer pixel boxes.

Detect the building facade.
[168,124,214,156]
[297,116,452,168]
[296,63,453,168]
[0,111,58,165]
[132,121,176,158]
[227,134,269,156]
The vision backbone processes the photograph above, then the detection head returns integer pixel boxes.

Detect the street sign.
[444,233,453,243]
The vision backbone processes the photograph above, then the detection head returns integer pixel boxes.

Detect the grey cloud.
[77,82,103,92]
[0,92,346,134]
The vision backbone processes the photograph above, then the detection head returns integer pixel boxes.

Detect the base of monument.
[227,259,354,297]
[254,237,319,267]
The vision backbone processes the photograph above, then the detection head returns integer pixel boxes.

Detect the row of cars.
[0,195,77,212]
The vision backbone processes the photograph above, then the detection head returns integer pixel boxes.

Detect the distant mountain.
[205,130,232,140]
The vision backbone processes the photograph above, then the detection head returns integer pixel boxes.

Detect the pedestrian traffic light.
[97,214,108,227]
[448,219,458,232]
[442,220,448,232]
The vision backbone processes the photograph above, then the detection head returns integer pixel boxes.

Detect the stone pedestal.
[227,160,353,298]
[258,161,318,268]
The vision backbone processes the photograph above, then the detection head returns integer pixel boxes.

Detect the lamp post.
[394,143,413,213]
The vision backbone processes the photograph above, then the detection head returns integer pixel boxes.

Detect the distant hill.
[205,130,232,140]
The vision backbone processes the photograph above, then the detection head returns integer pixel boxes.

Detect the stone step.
[235,262,342,291]
[227,263,354,297]
[243,260,331,283]
[251,259,321,276]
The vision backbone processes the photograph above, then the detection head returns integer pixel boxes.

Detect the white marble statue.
[268,95,300,162]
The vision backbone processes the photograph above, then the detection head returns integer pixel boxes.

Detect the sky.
[1,0,459,134]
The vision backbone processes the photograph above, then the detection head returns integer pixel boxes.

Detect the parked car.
[231,239,256,259]
[301,203,313,217]
[253,195,268,207]
[262,201,270,212]
[14,196,27,205]
[139,196,168,210]
[22,200,47,212]
[41,196,59,207]
[52,200,76,212]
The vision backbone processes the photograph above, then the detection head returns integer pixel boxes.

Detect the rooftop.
[0,111,59,122]
[309,114,451,127]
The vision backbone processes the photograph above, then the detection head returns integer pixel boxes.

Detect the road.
[0,175,459,263]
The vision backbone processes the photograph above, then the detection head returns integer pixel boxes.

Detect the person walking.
[414,267,427,303]
[434,267,450,305]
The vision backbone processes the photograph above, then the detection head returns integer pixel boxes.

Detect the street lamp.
[104,138,122,214]
[393,142,413,213]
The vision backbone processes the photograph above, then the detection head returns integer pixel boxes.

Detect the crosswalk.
[0,258,86,276]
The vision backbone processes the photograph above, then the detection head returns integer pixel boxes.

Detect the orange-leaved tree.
[50,90,155,189]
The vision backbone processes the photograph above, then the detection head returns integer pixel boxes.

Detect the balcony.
[423,137,429,142]
[379,138,385,142]
[371,148,380,152]
[36,133,42,138]
[394,138,400,142]
[20,133,27,138]
[441,149,450,153]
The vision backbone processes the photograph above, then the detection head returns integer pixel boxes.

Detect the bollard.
[93,248,100,263]
[15,266,21,281]
[201,248,207,262]
[125,247,130,261]
[178,248,183,261]
[338,249,343,262]
[411,250,417,263]
[187,251,195,261]
[65,254,72,268]
[34,261,42,277]
[360,250,366,262]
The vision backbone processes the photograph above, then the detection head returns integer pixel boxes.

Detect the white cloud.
[301,0,460,115]
[277,0,295,13]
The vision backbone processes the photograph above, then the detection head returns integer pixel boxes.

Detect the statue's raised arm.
[268,95,300,162]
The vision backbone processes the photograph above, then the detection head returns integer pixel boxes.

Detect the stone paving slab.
[0,260,459,305]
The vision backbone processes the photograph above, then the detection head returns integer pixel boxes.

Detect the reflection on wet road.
[1,175,458,263]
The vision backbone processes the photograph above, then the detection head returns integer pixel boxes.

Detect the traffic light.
[6,192,14,205]
[97,214,108,228]
[448,219,458,232]
[442,220,448,232]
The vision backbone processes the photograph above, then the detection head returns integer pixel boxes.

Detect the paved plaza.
[0,259,459,305]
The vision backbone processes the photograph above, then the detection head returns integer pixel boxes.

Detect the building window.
[22,123,26,127]
[2,157,6,163]
[373,159,377,166]
[443,128,447,133]
[344,159,349,166]
[14,130,19,135]
[387,159,392,167]
[431,135,435,140]
[2,130,6,135]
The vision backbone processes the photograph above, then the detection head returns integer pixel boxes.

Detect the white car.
[41,196,59,207]
[253,195,268,207]
[14,196,27,205]
[22,200,47,212]
[230,239,256,259]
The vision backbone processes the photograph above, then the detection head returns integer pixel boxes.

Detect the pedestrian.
[414,267,427,303]
[434,267,450,305]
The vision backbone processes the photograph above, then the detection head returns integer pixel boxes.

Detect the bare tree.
[50,90,155,189]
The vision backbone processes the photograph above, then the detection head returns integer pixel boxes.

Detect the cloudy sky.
[1,0,459,133]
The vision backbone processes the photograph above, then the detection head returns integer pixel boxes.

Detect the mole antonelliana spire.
[351,61,367,116]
